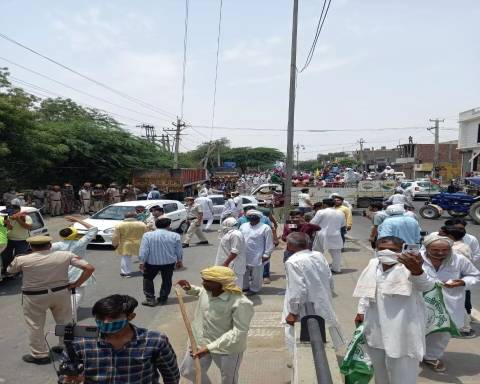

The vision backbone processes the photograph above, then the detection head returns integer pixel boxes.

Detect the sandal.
[423,359,446,372]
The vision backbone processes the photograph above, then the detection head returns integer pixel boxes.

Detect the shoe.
[51,345,64,354]
[141,299,157,307]
[459,329,476,338]
[120,273,132,278]
[22,354,51,365]
[182,243,190,248]
[196,241,209,245]
[263,277,271,284]
[422,358,446,372]
[157,298,168,306]
[331,270,342,275]
[245,290,258,297]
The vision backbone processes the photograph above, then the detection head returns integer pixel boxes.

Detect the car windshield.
[417,182,431,188]
[91,206,138,220]
[401,182,412,189]
[210,197,225,205]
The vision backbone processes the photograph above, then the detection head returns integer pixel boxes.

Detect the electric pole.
[429,118,444,179]
[139,124,157,143]
[163,118,186,169]
[358,138,365,172]
[295,143,305,170]
[283,0,299,223]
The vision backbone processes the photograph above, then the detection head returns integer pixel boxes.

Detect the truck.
[250,180,397,209]
[132,168,208,200]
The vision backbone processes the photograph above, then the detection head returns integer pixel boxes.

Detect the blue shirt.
[147,190,161,200]
[139,229,182,265]
[378,214,421,244]
[237,215,272,228]
[63,325,180,384]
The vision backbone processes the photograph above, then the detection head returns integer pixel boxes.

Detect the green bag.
[340,324,374,384]
[423,284,460,336]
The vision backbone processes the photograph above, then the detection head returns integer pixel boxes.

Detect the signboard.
[223,161,236,169]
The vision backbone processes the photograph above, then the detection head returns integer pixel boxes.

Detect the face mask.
[375,249,399,265]
[95,318,129,334]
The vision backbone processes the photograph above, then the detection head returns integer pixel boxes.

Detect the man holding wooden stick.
[176,266,254,384]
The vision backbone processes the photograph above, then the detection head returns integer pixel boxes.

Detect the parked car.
[0,206,49,236]
[208,194,259,220]
[73,200,188,245]
[400,180,440,200]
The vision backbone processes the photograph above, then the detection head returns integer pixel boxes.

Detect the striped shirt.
[139,229,182,265]
[64,325,180,384]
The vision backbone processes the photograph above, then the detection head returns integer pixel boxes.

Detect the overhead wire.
[0,56,171,122]
[0,31,176,119]
[180,0,190,119]
[298,0,332,73]
[210,0,223,139]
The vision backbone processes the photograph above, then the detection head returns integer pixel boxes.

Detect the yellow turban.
[200,266,242,294]
[63,227,78,241]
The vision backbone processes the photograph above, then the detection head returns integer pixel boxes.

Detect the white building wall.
[459,108,480,150]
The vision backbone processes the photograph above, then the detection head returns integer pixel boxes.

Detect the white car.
[73,200,188,245]
[208,195,259,220]
[0,206,49,236]
[400,180,440,200]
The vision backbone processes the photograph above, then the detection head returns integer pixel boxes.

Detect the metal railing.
[299,302,333,384]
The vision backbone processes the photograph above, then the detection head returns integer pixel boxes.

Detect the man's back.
[312,208,345,234]
[141,229,181,265]
[378,215,420,244]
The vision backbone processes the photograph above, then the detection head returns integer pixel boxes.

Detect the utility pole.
[295,143,305,170]
[429,118,444,179]
[358,138,365,172]
[283,0,299,223]
[139,124,157,143]
[163,118,186,169]
[217,141,221,167]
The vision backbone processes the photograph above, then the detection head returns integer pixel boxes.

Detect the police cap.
[26,235,53,245]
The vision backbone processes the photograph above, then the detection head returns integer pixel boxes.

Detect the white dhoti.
[120,256,134,275]
[314,242,342,272]
[424,332,451,361]
[203,216,214,231]
[367,346,419,384]
[243,265,263,292]
[180,349,243,384]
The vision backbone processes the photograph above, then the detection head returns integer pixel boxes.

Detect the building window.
[477,124,480,143]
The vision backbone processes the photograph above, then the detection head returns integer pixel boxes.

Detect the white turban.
[386,204,405,216]
[423,233,453,247]
[246,210,263,218]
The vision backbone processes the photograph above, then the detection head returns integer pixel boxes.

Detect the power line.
[0,56,171,122]
[210,0,223,138]
[298,0,332,73]
[180,0,190,119]
[0,31,176,119]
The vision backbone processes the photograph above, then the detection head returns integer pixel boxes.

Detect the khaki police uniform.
[7,237,88,359]
[92,187,105,212]
[49,190,62,216]
[183,202,207,244]
[79,188,91,214]
[106,187,121,204]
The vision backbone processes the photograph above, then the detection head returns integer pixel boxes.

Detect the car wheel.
[419,205,440,219]
[469,202,480,224]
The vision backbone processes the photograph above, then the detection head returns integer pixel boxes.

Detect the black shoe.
[22,354,51,365]
[157,298,168,306]
[196,241,209,245]
[182,243,189,248]
[51,346,64,354]
[141,299,157,307]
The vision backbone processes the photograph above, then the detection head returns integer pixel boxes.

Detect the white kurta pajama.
[239,222,274,293]
[215,229,246,288]
[420,251,480,360]
[355,259,435,384]
[195,196,215,230]
[283,250,344,351]
[310,208,346,272]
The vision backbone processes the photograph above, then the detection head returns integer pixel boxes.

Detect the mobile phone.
[287,224,298,229]
[402,244,420,253]
[55,324,99,338]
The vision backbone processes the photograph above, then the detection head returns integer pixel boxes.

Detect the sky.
[0,0,477,160]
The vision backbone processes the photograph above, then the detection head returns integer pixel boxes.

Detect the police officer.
[106,183,121,204]
[7,235,95,365]
[79,183,92,214]
[92,184,105,212]
[62,183,75,214]
[49,185,63,217]
[182,197,209,248]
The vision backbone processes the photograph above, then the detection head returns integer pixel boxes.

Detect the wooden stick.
[175,286,202,384]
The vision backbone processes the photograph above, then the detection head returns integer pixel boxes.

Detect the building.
[395,141,461,180]
[458,107,480,175]
[361,146,399,172]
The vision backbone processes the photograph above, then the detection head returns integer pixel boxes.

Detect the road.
[349,200,480,311]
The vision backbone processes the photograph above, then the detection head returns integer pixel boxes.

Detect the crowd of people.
[1,174,480,383]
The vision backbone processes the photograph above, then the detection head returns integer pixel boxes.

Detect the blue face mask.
[95,319,129,334]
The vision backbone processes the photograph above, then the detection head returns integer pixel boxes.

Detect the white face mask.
[375,249,399,265]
